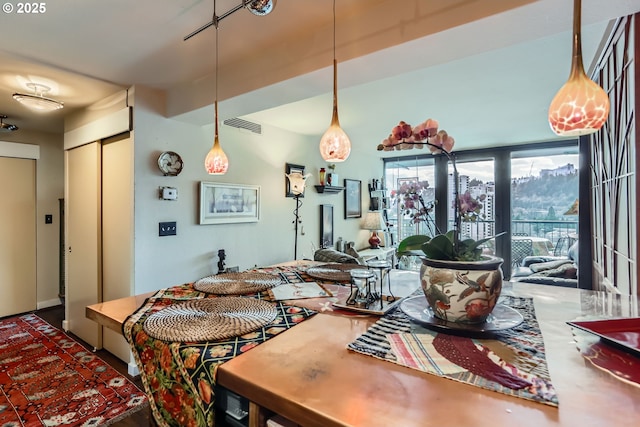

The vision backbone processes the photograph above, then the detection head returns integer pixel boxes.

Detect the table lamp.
[362,211,386,249]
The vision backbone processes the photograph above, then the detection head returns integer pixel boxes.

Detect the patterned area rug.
[0,314,148,426]
[348,296,559,407]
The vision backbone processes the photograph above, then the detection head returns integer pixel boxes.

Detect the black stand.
[292,194,302,259]
[217,249,226,274]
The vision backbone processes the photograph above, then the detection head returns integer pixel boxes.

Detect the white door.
[65,142,101,348]
[0,157,36,317]
[101,134,133,361]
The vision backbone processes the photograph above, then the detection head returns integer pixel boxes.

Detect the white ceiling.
[0,0,638,151]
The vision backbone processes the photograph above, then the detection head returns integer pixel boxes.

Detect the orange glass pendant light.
[319,0,351,162]
[548,0,609,136]
[205,100,229,174]
[204,6,229,175]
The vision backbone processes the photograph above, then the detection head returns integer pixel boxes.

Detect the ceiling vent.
[223,118,262,134]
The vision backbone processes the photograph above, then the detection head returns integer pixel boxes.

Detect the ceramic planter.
[419,256,504,323]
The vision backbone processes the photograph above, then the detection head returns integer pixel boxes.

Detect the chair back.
[511,238,533,268]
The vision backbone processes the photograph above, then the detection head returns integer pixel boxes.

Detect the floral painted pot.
[419,256,504,324]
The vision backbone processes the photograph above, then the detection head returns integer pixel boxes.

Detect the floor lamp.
[286,171,311,259]
[293,194,303,260]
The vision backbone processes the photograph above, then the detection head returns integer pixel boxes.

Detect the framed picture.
[199,182,260,225]
[285,163,306,197]
[344,179,362,219]
[320,204,334,248]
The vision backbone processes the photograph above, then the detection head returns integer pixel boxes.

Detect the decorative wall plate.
[157,151,184,176]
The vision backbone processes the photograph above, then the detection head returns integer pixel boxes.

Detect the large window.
[382,141,580,279]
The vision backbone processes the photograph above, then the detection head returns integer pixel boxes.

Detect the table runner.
[123,279,316,427]
[347,295,559,407]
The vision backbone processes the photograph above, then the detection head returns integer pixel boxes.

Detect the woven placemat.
[305,263,364,282]
[143,297,277,342]
[194,271,282,294]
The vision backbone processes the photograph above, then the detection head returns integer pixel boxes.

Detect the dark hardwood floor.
[35,305,154,426]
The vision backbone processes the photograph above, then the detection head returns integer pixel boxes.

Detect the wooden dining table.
[87,265,640,427]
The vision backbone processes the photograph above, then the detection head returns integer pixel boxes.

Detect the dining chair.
[511,238,533,268]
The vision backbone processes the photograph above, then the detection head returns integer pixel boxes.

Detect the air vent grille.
[223,118,262,134]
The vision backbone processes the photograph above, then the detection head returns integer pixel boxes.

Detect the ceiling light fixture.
[548,0,609,136]
[204,4,229,175]
[319,0,351,162]
[184,0,276,41]
[0,115,18,132]
[13,83,64,112]
[245,0,276,16]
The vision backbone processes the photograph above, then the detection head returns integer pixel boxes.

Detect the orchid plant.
[391,180,436,232]
[378,119,503,262]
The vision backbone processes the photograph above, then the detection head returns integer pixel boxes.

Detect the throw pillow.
[314,248,358,264]
[345,247,366,265]
[532,262,577,279]
[529,258,573,273]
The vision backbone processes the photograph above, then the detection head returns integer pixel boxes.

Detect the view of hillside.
[511,172,579,220]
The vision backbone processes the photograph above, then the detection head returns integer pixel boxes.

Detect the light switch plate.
[159,221,177,236]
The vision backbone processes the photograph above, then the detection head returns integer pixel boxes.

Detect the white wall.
[1,131,64,308]
[130,85,384,294]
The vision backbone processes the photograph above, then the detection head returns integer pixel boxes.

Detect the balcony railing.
[391,217,578,257]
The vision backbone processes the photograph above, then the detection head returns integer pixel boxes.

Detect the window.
[383,140,580,279]
[511,148,579,258]
[384,157,435,242]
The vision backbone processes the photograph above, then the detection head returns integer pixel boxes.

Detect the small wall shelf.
[314,185,344,194]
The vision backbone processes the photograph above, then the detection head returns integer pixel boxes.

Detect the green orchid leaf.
[397,235,431,254]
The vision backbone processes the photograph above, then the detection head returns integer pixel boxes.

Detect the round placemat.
[305,263,365,282]
[143,297,278,342]
[194,272,282,294]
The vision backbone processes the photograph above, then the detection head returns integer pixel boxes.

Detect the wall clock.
[157,151,184,176]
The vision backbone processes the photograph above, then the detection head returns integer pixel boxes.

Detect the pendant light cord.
[214,0,219,139]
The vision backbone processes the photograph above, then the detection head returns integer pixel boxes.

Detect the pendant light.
[204,6,229,175]
[319,0,351,162]
[548,0,609,136]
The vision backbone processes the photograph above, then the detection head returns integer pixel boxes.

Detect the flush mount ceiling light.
[13,83,64,112]
[548,0,609,136]
[0,115,18,132]
[319,0,351,162]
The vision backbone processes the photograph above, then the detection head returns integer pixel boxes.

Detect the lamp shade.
[204,136,229,175]
[204,100,229,175]
[362,211,385,231]
[547,0,609,136]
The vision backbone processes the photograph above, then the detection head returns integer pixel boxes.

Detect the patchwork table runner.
[348,295,559,407]
[124,279,316,427]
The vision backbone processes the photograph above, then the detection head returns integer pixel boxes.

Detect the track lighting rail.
[184,0,273,41]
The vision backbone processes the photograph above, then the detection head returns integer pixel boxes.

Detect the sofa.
[511,241,578,287]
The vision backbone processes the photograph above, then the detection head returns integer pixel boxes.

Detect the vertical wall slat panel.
[590,14,637,296]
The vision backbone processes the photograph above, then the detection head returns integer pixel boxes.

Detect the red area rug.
[0,313,148,426]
